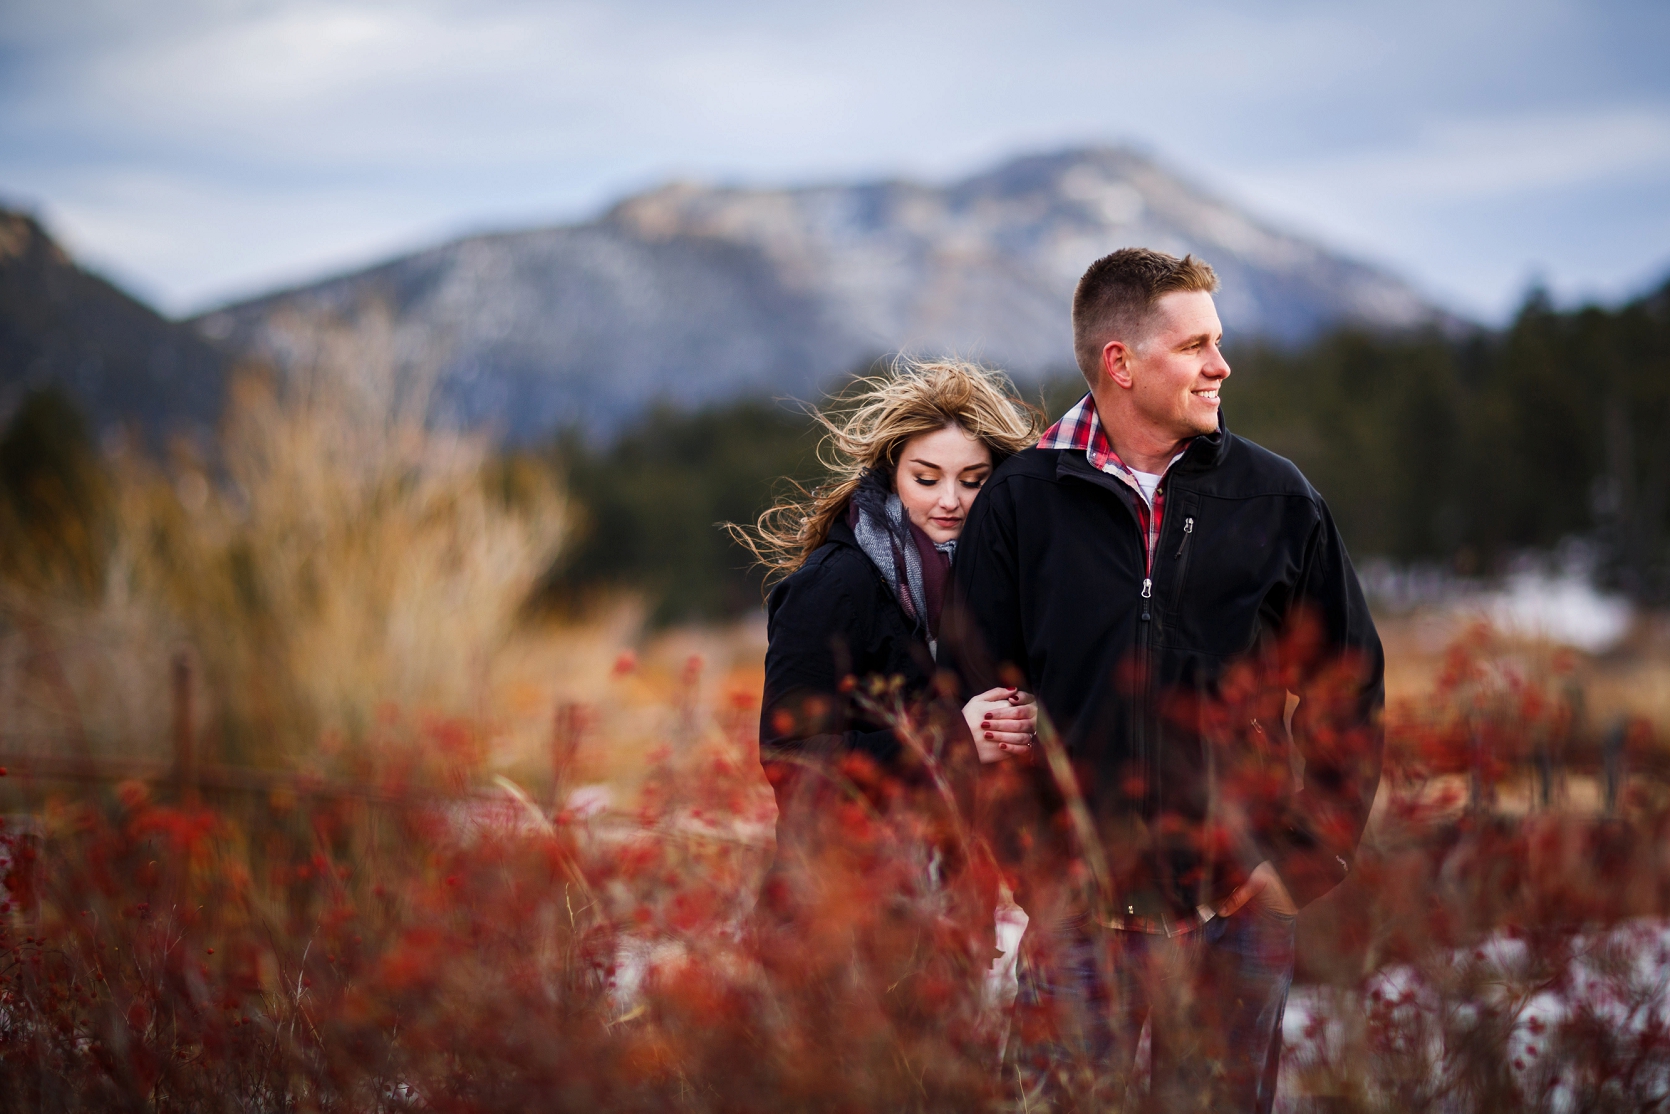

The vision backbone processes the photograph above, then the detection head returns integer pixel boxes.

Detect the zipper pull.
[1141,578,1152,599]
[1175,516,1194,558]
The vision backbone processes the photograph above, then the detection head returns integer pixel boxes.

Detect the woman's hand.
[963,686,1037,764]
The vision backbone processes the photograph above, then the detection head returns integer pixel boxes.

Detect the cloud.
[4,0,1492,174]
[1251,106,1670,204]
[23,166,462,310]
[1214,102,1670,316]
[2,0,1667,314]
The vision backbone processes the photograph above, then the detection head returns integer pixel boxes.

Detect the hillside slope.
[0,210,228,438]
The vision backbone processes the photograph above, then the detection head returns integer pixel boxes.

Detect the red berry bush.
[2,631,1668,1112]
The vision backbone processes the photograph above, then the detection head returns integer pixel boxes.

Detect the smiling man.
[946,249,1385,1112]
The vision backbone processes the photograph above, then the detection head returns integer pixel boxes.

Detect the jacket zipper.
[1169,516,1195,609]
[1062,455,1182,916]
[1120,478,1155,917]
[1139,502,1190,914]
[1134,565,1153,916]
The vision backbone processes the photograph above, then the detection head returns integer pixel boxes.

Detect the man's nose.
[1206,344,1231,378]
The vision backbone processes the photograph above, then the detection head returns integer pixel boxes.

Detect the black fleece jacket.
[944,415,1384,915]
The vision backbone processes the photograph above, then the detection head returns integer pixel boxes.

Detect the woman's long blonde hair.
[730,358,1043,584]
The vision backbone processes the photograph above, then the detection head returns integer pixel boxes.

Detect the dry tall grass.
[1,323,565,776]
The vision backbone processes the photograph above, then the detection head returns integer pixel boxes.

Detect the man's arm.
[941,478,1027,700]
[940,476,1043,897]
[1262,499,1386,909]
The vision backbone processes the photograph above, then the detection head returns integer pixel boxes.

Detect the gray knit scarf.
[848,472,956,659]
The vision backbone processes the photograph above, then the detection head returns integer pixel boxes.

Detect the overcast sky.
[3,0,1667,322]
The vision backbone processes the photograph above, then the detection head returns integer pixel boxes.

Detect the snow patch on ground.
[1478,570,1634,653]
[1361,546,1636,653]
[1277,918,1670,1110]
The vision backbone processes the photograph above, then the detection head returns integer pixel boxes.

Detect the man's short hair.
[1072,248,1219,384]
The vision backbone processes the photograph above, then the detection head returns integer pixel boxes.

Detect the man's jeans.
[1008,902,1295,1113]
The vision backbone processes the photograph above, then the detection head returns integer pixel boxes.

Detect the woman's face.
[892,423,993,544]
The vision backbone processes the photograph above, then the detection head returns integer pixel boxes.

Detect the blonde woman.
[733,359,1044,872]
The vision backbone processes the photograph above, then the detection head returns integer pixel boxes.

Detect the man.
[946,248,1384,1112]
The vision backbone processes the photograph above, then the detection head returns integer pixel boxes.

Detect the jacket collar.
[1178,409,1230,471]
[1049,408,1230,486]
[826,518,860,549]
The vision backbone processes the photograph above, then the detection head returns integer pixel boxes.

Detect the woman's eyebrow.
[909,457,991,472]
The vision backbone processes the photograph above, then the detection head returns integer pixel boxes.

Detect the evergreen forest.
[546,281,1670,623]
[4,282,1667,627]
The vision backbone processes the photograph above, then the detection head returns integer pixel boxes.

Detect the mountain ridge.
[183,147,1455,438]
[0,208,229,440]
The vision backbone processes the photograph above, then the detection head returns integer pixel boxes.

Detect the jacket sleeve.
[1264,499,1386,907]
[759,558,902,767]
[943,474,1056,899]
[942,478,1028,698]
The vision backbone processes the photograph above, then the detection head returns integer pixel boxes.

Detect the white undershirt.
[1129,468,1164,507]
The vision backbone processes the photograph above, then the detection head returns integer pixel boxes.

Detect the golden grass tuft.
[1,329,567,774]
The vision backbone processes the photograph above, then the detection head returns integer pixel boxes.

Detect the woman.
[732,359,1043,882]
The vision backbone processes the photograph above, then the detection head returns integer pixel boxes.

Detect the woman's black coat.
[758,519,935,776]
[756,518,987,935]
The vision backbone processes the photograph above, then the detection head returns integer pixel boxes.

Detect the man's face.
[1120,290,1230,440]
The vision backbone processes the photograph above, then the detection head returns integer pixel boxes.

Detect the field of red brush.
[0,637,1002,1112]
[5,611,1670,1112]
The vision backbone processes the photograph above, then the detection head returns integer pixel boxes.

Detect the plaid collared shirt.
[1038,393,1188,573]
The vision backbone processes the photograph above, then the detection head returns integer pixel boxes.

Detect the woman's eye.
[961,478,985,490]
[914,476,938,487]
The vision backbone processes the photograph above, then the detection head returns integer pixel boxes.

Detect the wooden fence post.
[1468,720,1494,816]
[1603,717,1628,816]
[172,652,198,806]
[551,702,583,811]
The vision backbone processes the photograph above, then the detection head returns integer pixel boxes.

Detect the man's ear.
[1101,340,1135,390]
